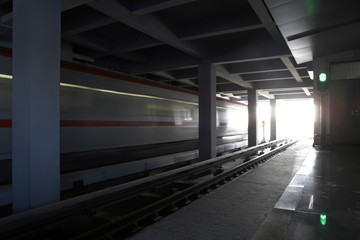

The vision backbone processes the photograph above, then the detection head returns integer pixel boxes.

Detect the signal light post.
[317,72,328,93]
[317,72,328,148]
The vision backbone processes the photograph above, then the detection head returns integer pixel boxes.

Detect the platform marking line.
[308,194,314,210]
[274,148,318,211]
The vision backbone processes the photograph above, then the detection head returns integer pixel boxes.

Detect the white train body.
[0,54,248,160]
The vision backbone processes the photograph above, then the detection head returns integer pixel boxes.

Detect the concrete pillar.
[320,94,327,146]
[313,92,321,145]
[198,61,216,161]
[270,99,277,141]
[248,89,258,147]
[12,0,61,212]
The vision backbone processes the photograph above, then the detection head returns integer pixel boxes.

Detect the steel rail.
[0,139,293,239]
[70,140,296,240]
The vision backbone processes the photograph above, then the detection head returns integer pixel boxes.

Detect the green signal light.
[319,73,327,82]
[320,214,327,226]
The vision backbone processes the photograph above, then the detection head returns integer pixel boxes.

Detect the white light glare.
[308,70,314,80]
[0,74,12,79]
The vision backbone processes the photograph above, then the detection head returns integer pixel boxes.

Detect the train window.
[175,109,193,125]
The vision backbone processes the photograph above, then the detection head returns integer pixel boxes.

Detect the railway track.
[0,139,296,240]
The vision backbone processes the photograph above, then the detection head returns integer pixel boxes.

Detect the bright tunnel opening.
[276,99,314,140]
[257,99,314,142]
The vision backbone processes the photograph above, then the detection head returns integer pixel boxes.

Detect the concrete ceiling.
[265,0,360,64]
[0,0,328,101]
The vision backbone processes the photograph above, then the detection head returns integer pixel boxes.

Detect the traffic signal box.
[317,72,329,93]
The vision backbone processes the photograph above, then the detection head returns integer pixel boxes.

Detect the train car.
[0,52,248,162]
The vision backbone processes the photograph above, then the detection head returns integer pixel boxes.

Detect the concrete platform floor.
[129,139,314,240]
[254,144,360,240]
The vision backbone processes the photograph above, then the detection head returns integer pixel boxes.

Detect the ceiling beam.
[270,89,304,93]
[247,0,285,44]
[70,35,162,57]
[128,59,199,75]
[65,21,265,56]
[62,18,116,36]
[280,56,303,83]
[275,94,313,100]
[132,0,196,16]
[62,0,94,11]
[0,11,11,29]
[302,87,311,96]
[181,24,264,41]
[219,93,241,99]
[151,71,177,80]
[269,87,313,94]
[67,23,266,57]
[254,79,313,90]
[270,90,305,95]
[221,90,247,95]
[0,23,11,29]
[111,38,162,53]
[217,83,247,93]
[258,90,275,99]
[177,79,198,86]
[0,12,12,24]
[95,52,148,63]
[62,1,197,36]
[64,35,108,52]
[0,0,11,6]
[151,70,197,87]
[127,51,291,75]
[176,76,198,81]
[170,68,197,80]
[123,37,291,74]
[216,65,253,89]
[88,0,206,59]
[212,39,290,65]
[234,67,288,75]
[4,0,95,24]
[216,80,234,85]
[245,76,309,82]
[64,35,149,63]
[234,68,294,75]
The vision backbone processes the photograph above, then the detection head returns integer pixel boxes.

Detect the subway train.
[0,52,248,169]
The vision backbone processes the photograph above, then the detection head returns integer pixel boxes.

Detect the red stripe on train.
[60,120,198,127]
[0,47,12,57]
[0,119,11,128]
[61,62,198,97]
[0,120,228,128]
[0,47,247,107]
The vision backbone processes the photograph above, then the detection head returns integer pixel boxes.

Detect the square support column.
[270,99,277,141]
[313,92,321,145]
[12,0,61,212]
[313,57,328,146]
[198,61,216,161]
[248,89,258,147]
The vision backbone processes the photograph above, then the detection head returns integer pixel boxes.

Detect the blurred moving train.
[0,51,248,167]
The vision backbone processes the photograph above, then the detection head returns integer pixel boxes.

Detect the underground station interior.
[0,0,360,239]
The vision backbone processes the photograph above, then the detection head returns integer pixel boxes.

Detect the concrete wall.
[314,48,360,146]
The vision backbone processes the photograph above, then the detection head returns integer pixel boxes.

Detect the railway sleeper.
[130,222,143,233]
[213,165,224,176]
[94,211,123,222]
[0,139,296,240]
[151,212,162,222]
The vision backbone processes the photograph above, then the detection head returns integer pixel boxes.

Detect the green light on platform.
[320,214,327,226]
[319,73,327,82]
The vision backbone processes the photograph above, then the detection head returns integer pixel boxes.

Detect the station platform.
[129,139,360,240]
